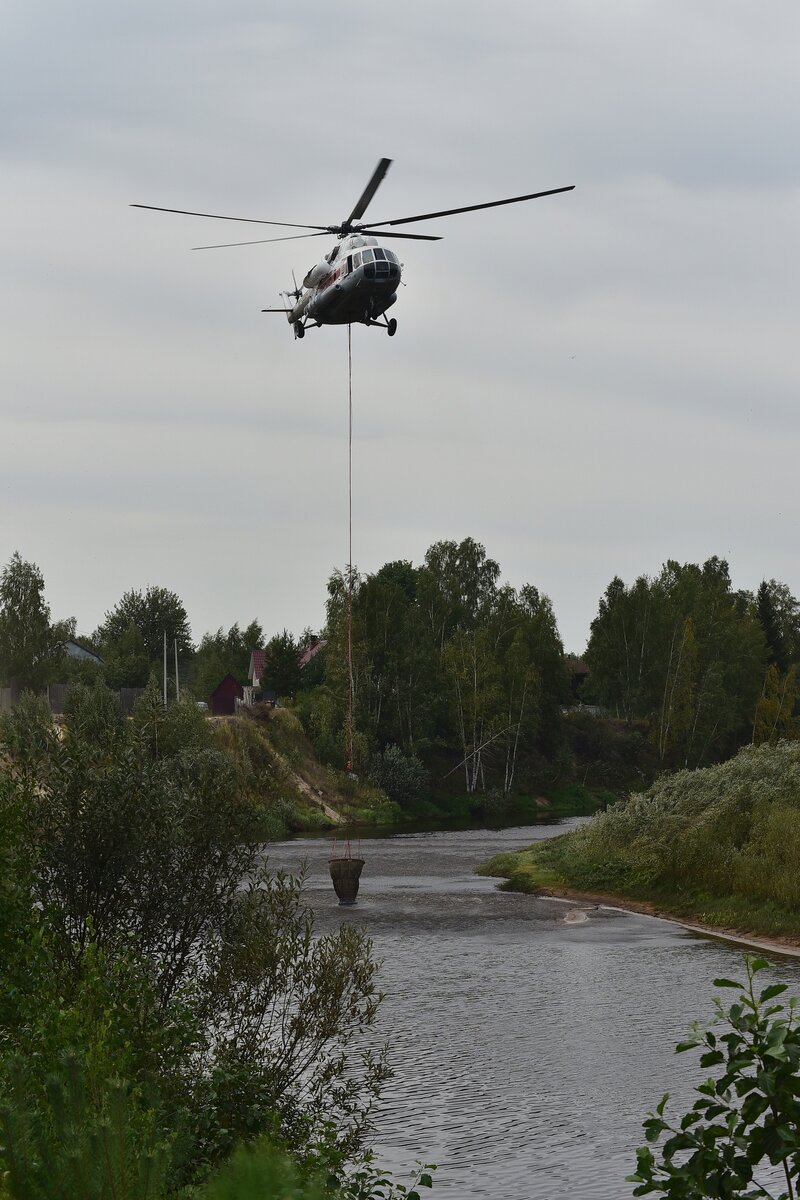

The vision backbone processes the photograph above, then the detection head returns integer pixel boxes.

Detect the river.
[267,817,800,1200]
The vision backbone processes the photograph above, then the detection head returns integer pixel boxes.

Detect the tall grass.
[490,742,800,937]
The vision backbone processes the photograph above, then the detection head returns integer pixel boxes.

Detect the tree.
[0,553,71,691]
[417,538,500,653]
[630,957,800,1199]
[264,630,301,697]
[102,620,150,689]
[757,580,800,670]
[369,744,428,807]
[753,664,798,745]
[586,559,768,767]
[192,621,264,702]
[96,586,192,663]
[657,616,698,763]
[585,574,656,720]
[311,544,566,790]
[443,626,502,793]
[756,580,789,672]
[515,584,567,756]
[0,687,389,1183]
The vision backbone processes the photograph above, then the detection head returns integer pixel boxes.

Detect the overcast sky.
[2,1,798,653]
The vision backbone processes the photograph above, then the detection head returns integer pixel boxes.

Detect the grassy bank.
[228,708,612,834]
[212,706,399,832]
[400,780,611,827]
[477,741,800,942]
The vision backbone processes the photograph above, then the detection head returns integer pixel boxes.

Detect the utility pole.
[163,631,167,706]
[174,638,180,701]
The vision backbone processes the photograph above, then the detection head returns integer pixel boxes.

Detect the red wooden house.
[211,673,243,716]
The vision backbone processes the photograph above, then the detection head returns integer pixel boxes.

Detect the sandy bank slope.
[535,882,800,961]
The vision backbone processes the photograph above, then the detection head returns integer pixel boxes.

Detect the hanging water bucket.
[329,857,365,905]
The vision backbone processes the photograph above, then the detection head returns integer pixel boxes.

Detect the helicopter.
[132,159,574,340]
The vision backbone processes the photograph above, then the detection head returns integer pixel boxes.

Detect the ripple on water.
[267,825,800,1200]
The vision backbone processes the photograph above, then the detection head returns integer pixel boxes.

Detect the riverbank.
[494,873,800,959]
[476,845,800,957]
[477,742,800,948]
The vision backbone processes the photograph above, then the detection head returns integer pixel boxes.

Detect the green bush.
[0,703,389,1190]
[0,1056,170,1200]
[511,741,800,935]
[368,746,428,809]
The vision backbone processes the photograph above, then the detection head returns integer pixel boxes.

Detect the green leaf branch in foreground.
[629,956,800,1199]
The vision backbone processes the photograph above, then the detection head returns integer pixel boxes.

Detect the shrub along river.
[268,816,800,1200]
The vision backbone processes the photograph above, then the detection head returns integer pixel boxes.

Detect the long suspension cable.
[346,324,355,775]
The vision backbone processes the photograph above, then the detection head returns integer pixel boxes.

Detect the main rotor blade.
[131,203,329,231]
[343,158,392,227]
[358,229,442,241]
[191,232,329,250]
[367,184,575,228]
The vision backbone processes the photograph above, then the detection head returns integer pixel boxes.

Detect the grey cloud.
[2,0,798,654]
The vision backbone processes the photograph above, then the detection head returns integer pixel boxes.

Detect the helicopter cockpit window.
[361,248,374,263]
[374,248,386,260]
[385,250,398,264]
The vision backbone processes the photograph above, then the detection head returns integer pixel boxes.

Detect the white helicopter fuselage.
[289,234,402,328]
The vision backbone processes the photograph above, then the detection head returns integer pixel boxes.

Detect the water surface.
[267,820,800,1199]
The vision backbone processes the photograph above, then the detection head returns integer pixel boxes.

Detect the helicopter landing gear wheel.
[294,321,305,339]
[387,318,397,337]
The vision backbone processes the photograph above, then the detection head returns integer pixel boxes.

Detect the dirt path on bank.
[290,770,343,825]
[536,883,800,960]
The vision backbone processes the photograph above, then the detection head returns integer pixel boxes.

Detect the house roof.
[299,639,327,668]
[212,673,244,696]
[64,639,104,665]
[565,656,589,675]
[248,649,266,681]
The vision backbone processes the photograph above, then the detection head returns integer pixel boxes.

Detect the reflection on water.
[266,821,800,1200]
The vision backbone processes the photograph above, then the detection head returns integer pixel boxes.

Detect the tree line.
[584,559,800,768]
[2,544,799,797]
[0,552,312,701]
[303,539,566,799]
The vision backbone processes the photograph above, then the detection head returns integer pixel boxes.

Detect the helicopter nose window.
[352,251,361,268]
[361,248,374,263]
[373,248,386,260]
